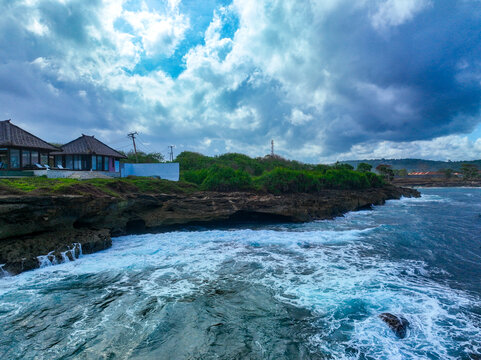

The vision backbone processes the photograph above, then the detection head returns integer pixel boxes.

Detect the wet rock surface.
[0,185,419,276]
[379,312,410,339]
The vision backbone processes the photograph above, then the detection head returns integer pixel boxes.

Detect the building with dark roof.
[0,119,59,170]
[52,134,126,172]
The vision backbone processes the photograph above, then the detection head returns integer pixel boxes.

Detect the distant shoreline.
[392,178,481,188]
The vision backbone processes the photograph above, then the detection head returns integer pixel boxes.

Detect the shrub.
[365,172,385,187]
[182,169,210,185]
[254,168,321,194]
[255,168,379,194]
[200,166,253,192]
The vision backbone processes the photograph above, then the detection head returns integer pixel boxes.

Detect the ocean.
[0,188,480,359]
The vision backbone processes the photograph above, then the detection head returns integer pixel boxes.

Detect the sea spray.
[36,243,83,268]
[0,264,9,278]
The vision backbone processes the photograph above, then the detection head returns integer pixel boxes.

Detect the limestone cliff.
[0,185,419,275]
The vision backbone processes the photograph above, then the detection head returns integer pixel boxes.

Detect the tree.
[376,164,394,181]
[120,151,164,163]
[357,163,372,173]
[460,163,479,179]
[333,161,354,170]
[439,168,454,179]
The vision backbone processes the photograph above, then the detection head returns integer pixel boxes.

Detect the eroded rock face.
[0,185,420,276]
[379,312,410,339]
[0,229,111,276]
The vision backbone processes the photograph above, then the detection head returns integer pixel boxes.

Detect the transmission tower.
[271,140,274,156]
[168,145,175,162]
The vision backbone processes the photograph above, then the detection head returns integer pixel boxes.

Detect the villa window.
[66,155,73,169]
[22,150,31,166]
[96,156,103,171]
[55,155,63,167]
[0,148,8,169]
[31,151,39,164]
[40,153,48,165]
[10,149,20,169]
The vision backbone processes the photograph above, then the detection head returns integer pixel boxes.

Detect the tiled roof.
[0,120,59,151]
[52,134,126,158]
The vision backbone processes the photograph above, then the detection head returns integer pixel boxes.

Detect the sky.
[1,0,481,163]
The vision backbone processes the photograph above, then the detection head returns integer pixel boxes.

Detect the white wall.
[121,163,179,181]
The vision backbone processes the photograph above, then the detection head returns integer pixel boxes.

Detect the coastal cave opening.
[125,219,146,234]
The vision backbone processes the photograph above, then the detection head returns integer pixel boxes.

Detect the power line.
[136,135,158,154]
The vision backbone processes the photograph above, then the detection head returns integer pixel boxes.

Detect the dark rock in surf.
[379,312,410,339]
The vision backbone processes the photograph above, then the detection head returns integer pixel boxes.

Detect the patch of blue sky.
[218,6,239,40]
[119,0,238,78]
[467,123,481,142]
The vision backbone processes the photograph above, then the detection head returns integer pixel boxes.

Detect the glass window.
[73,155,81,170]
[96,156,103,171]
[81,155,88,170]
[66,155,73,169]
[0,149,8,169]
[10,149,20,168]
[92,155,97,170]
[31,151,39,164]
[22,150,30,167]
[40,153,48,165]
[103,157,109,171]
[55,156,63,167]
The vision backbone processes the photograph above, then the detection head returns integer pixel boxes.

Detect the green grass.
[0,176,198,197]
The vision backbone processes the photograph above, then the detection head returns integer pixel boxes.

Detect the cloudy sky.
[1,0,481,162]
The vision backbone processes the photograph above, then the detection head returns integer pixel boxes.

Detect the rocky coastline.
[0,185,419,276]
[392,177,481,187]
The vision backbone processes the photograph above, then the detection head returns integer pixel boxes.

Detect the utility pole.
[271,139,274,156]
[127,132,138,163]
[168,145,175,162]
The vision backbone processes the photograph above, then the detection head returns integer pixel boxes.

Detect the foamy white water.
[1,188,480,359]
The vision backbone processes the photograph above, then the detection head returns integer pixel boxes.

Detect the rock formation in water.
[0,185,419,275]
[379,312,410,339]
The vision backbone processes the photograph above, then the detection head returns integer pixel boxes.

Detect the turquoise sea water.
[0,188,480,359]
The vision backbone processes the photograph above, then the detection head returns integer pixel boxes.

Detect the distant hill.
[342,159,481,172]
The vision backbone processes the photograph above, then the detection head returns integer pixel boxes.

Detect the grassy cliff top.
[0,152,386,196]
[0,177,198,197]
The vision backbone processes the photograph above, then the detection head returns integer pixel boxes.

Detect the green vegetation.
[439,168,454,179]
[376,164,395,181]
[0,176,197,197]
[356,162,372,173]
[460,163,480,179]
[176,151,384,193]
[120,151,164,163]
[0,152,386,196]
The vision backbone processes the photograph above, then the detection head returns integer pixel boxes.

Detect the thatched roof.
[0,120,59,151]
[52,134,126,158]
